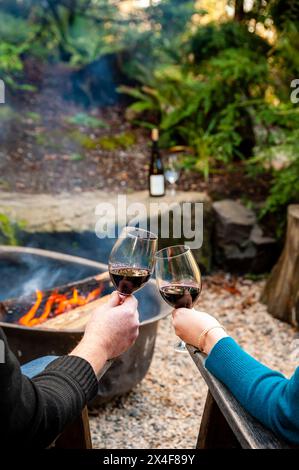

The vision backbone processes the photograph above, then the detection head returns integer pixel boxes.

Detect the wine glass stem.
[174,338,188,353]
[174,307,197,353]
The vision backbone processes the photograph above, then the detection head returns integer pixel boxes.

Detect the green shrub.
[263,158,299,217]
[0,12,31,45]
[98,132,136,151]
[246,104,299,235]
[0,106,19,122]
[190,22,270,64]
[69,131,98,150]
[120,38,269,178]
[0,214,23,246]
[65,113,108,129]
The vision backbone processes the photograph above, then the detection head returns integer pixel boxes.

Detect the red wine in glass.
[109,265,151,296]
[159,283,200,309]
[155,245,202,352]
[109,226,157,298]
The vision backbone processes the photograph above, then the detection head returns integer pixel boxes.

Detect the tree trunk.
[261,205,299,326]
[234,0,245,22]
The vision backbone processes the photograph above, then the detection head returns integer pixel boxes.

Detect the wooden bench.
[51,360,113,448]
[187,345,292,449]
[54,406,92,449]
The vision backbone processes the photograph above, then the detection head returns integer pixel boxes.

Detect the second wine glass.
[109,226,158,297]
[155,245,202,352]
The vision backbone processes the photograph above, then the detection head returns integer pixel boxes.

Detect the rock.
[150,193,213,273]
[213,199,256,245]
[212,199,277,274]
[0,190,212,271]
[249,225,278,274]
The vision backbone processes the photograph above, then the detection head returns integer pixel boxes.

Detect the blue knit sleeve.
[205,337,299,445]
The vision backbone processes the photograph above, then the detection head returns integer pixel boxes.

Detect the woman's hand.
[172,308,228,354]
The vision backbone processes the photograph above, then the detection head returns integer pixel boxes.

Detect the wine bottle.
[149,128,165,197]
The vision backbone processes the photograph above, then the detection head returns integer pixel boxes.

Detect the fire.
[18,285,103,327]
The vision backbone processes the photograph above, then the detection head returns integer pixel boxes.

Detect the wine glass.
[109,226,158,298]
[165,154,180,196]
[155,245,202,352]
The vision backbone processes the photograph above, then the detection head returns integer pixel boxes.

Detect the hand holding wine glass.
[109,226,158,298]
[155,245,202,352]
[172,308,228,355]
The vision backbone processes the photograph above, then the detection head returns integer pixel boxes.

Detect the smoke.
[18,263,65,298]
[0,251,101,301]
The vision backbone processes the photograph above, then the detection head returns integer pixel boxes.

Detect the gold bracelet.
[198,325,225,352]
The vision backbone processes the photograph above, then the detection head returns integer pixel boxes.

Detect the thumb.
[108,291,121,307]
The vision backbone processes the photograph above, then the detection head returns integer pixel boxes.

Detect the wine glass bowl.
[165,154,180,196]
[155,245,202,351]
[109,226,158,297]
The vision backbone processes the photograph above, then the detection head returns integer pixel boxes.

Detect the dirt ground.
[0,68,271,200]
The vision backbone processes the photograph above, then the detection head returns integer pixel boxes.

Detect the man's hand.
[172,308,228,354]
[70,292,139,376]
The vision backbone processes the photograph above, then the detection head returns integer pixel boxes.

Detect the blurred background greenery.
[0,0,298,235]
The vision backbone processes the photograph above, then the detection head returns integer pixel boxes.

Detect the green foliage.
[98,132,136,151]
[65,113,108,129]
[0,0,298,234]
[263,158,299,216]
[0,214,24,246]
[69,152,84,161]
[69,130,98,150]
[25,111,42,123]
[0,42,24,85]
[0,10,37,89]
[121,30,269,178]
[190,21,270,63]
[260,155,299,237]
[0,12,31,45]
[247,104,299,234]
[68,130,136,151]
[270,0,299,29]
[0,106,19,122]
[35,133,48,147]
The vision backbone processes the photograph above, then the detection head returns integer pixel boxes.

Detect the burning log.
[37,294,111,331]
[0,271,111,327]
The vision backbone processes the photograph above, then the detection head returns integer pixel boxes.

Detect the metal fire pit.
[0,246,169,403]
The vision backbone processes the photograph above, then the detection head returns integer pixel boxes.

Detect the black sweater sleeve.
[0,328,98,448]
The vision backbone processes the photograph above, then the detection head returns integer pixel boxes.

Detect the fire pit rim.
[0,245,170,332]
[0,245,109,271]
[0,245,170,400]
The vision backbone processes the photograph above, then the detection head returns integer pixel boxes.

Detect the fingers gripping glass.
[109,227,158,299]
[155,245,202,352]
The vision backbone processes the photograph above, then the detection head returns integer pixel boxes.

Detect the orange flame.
[18,285,103,327]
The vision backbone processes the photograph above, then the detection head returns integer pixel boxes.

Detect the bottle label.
[150,175,165,196]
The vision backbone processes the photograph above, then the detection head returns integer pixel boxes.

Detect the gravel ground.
[89,274,298,449]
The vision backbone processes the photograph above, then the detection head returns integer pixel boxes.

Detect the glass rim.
[121,226,158,240]
[155,244,191,259]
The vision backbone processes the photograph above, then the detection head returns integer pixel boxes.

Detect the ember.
[18,285,103,327]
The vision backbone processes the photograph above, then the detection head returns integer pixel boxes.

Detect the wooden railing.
[187,345,293,449]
